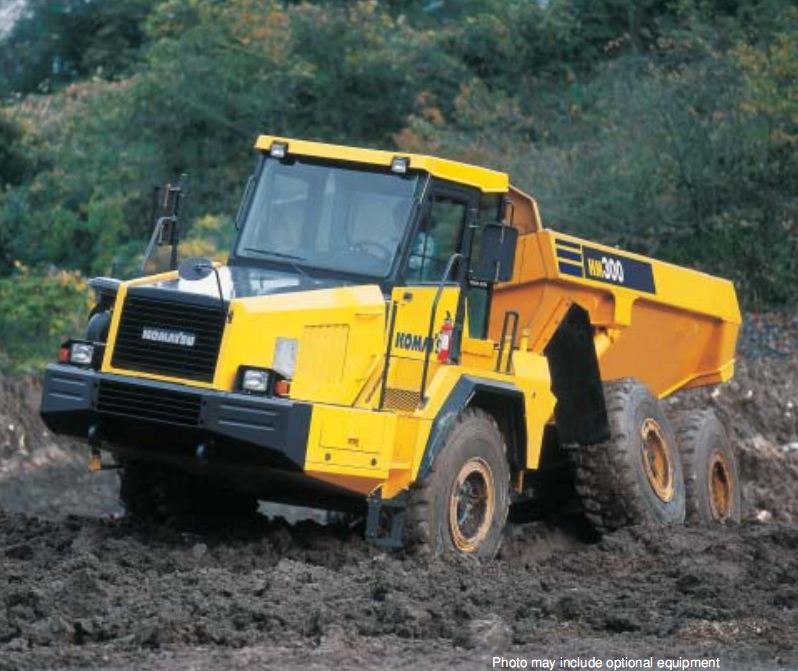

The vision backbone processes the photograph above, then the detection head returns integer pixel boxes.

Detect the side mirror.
[156,217,177,247]
[140,174,188,273]
[471,223,518,283]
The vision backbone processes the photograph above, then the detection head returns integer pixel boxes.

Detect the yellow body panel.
[305,405,397,494]
[255,135,509,193]
[491,229,741,398]
[220,285,385,405]
[104,279,387,406]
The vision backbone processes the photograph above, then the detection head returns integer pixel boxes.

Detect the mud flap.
[365,491,407,549]
[544,305,609,446]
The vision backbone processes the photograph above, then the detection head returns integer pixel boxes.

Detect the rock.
[5,637,26,652]
[4,543,33,560]
[317,624,348,653]
[455,614,512,650]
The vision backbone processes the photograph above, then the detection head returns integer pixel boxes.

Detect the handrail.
[378,300,399,410]
[495,310,520,373]
[419,253,462,407]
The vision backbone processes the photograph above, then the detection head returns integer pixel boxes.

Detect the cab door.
[381,181,479,411]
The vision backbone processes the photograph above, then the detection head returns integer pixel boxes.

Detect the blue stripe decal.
[555,238,582,251]
[558,261,584,278]
[582,247,656,293]
[556,248,582,263]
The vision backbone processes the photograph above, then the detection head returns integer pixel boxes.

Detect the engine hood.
[108,264,387,405]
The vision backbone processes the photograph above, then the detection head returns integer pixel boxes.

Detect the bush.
[0,264,91,374]
[0,114,31,187]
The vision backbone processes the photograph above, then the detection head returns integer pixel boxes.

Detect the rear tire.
[405,408,510,558]
[674,409,741,524]
[573,379,686,534]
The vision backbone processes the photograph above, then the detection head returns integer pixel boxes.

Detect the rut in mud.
[0,354,797,670]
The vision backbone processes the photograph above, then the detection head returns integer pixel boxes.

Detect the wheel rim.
[448,457,495,553]
[640,418,675,503]
[707,451,734,520]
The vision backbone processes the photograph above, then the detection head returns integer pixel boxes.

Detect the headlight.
[241,368,270,394]
[70,342,95,366]
[269,141,287,158]
[391,156,409,174]
[272,337,298,379]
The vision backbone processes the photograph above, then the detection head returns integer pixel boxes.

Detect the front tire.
[119,460,171,522]
[405,409,510,558]
[119,460,258,524]
[574,379,686,534]
[674,409,741,524]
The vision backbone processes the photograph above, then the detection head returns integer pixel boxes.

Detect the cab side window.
[406,195,467,283]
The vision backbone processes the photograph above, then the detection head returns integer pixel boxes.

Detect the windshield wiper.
[244,247,307,262]
[243,247,316,283]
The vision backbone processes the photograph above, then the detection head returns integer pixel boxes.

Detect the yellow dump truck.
[40,136,742,557]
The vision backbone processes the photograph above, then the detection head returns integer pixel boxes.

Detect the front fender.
[417,375,525,479]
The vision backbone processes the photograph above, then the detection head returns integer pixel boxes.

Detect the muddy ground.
[1,355,797,670]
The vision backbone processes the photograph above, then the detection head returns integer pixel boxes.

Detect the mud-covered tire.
[119,460,258,524]
[119,461,171,522]
[405,408,510,559]
[573,379,686,534]
[674,409,741,524]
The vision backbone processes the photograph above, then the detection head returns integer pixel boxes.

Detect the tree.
[0,0,158,95]
[0,114,30,187]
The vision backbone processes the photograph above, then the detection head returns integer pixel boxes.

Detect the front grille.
[111,289,225,382]
[97,380,202,427]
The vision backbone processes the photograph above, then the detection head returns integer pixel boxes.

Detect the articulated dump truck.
[40,136,742,557]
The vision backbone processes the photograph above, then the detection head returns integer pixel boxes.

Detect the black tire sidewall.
[616,384,686,525]
[427,413,510,559]
[681,412,742,524]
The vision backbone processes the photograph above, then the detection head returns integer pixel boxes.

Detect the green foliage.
[0,0,158,95]
[0,265,90,373]
[0,114,31,187]
[1,0,798,371]
[1,0,467,281]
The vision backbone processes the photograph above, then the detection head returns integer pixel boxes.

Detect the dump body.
[492,228,741,397]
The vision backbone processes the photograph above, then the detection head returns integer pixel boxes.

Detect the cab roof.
[254,135,510,193]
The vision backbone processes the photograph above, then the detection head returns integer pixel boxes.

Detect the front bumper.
[40,364,312,471]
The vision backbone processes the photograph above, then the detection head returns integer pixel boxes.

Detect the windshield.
[235,157,422,277]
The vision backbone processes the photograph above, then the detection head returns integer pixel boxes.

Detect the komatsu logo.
[395,331,434,353]
[141,327,196,347]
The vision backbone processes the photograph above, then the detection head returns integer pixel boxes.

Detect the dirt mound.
[0,513,795,670]
[0,376,43,462]
[666,357,798,522]
[0,377,121,518]
[738,311,798,360]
